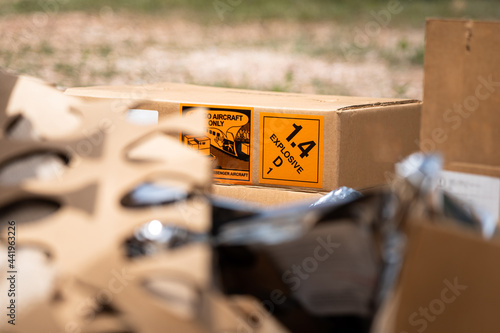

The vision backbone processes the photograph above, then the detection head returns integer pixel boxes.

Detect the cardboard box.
[66,82,421,191]
[377,219,500,333]
[421,19,500,221]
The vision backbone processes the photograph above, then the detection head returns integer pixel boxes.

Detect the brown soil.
[0,12,424,99]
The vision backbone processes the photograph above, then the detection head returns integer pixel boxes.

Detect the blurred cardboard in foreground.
[421,19,500,221]
[382,219,500,333]
[66,83,421,192]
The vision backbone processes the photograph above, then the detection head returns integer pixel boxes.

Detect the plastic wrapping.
[310,186,363,207]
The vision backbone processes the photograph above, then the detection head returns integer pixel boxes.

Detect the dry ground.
[0,11,425,99]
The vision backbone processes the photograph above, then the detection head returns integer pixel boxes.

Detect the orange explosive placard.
[259,113,324,188]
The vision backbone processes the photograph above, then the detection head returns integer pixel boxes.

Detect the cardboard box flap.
[66,82,418,112]
[393,219,500,332]
[422,19,500,167]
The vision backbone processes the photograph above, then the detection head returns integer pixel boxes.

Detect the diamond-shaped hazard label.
[260,113,323,188]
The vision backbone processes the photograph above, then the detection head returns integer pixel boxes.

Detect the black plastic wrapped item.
[213,193,399,333]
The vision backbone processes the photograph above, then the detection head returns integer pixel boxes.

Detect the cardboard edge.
[212,183,328,207]
[337,99,421,112]
[426,17,500,25]
[66,85,421,113]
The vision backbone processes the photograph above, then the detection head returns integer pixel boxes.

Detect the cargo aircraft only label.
[181,104,252,183]
[260,113,323,188]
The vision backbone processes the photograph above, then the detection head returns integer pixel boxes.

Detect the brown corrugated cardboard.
[0,71,213,331]
[0,70,290,333]
[381,220,500,333]
[421,19,500,222]
[66,83,421,192]
[421,19,500,172]
[213,184,326,207]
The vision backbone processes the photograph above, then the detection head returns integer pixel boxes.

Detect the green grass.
[38,41,54,55]
[1,0,499,27]
[1,0,498,94]
[97,44,113,58]
[378,38,426,67]
[53,62,77,77]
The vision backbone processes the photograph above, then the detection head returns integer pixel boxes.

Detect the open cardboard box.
[214,182,500,333]
[380,20,500,331]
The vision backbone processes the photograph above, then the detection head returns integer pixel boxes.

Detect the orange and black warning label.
[181,104,252,184]
[259,113,323,188]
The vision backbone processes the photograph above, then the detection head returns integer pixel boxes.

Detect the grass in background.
[1,0,498,97]
[1,0,499,26]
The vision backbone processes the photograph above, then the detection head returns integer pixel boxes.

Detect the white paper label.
[127,109,158,125]
[439,170,500,223]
